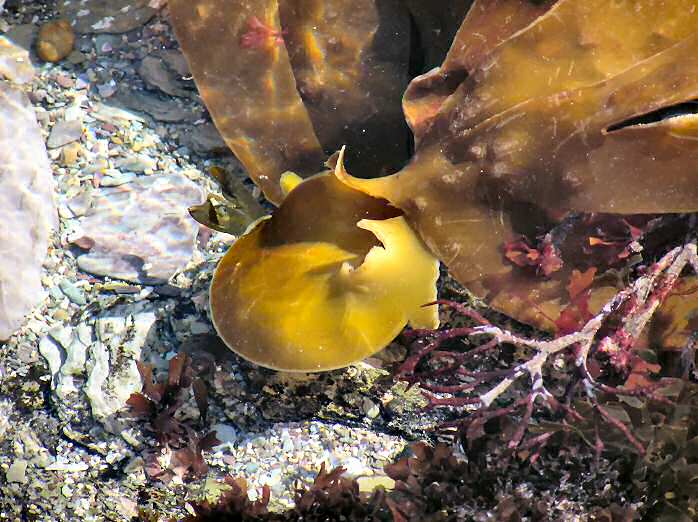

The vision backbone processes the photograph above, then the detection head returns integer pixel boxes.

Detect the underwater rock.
[4,24,37,53]
[0,34,34,83]
[111,87,203,123]
[178,123,228,155]
[137,53,192,98]
[35,19,75,63]
[85,302,157,419]
[47,119,82,148]
[0,79,56,340]
[59,0,157,34]
[74,173,203,284]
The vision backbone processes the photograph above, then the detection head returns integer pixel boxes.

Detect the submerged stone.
[0,80,56,340]
[75,173,203,284]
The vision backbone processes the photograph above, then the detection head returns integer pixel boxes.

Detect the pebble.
[93,34,123,55]
[61,142,82,166]
[114,154,157,173]
[58,279,87,305]
[6,459,28,484]
[36,19,75,62]
[212,424,238,453]
[47,119,83,148]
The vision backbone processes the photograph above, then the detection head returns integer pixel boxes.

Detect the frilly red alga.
[171,0,698,372]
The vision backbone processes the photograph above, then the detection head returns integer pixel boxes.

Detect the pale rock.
[0,83,56,339]
[47,119,83,148]
[6,459,28,483]
[75,173,203,284]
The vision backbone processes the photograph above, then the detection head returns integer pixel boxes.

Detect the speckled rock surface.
[0,47,56,340]
[59,0,157,34]
[73,173,203,284]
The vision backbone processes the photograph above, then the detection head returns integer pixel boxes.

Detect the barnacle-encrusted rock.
[85,302,157,419]
[0,39,56,340]
[74,173,203,284]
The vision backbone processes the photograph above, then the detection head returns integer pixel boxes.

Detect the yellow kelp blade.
[209,215,438,372]
[209,170,438,372]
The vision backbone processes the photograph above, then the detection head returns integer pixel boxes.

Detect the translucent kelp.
[341,0,698,330]
[172,0,698,370]
[170,0,412,204]
[209,153,439,372]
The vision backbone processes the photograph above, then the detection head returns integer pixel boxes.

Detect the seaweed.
[127,353,219,483]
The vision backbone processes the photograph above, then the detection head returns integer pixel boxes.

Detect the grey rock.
[4,23,37,52]
[138,54,191,98]
[59,0,157,34]
[6,459,28,483]
[111,88,203,122]
[160,49,190,77]
[212,423,238,450]
[0,83,56,340]
[65,188,94,217]
[179,123,228,155]
[91,101,146,124]
[99,170,137,187]
[75,173,203,284]
[114,153,156,173]
[58,279,87,305]
[93,34,123,54]
[47,119,82,148]
[97,80,117,98]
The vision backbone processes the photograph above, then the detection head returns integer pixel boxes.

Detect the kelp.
[170,0,413,204]
[170,0,326,205]
[341,0,698,330]
[173,0,698,368]
[208,158,439,372]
